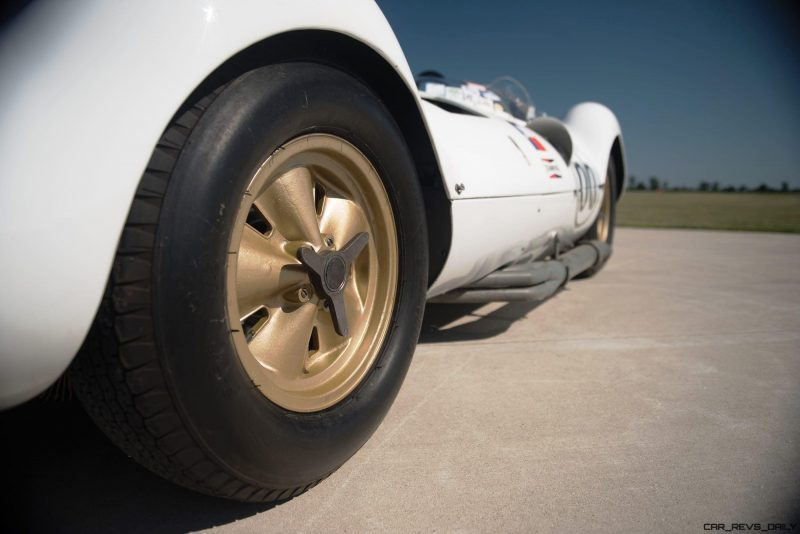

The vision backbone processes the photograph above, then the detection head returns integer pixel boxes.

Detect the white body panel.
[420,101,573,199]
[428,193,576,296]
[0,1,623,407]
[424,100,619,295]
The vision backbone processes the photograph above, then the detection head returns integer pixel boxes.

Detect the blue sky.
[378,0,799,188]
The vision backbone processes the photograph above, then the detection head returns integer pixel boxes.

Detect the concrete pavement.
[5,228,800,532]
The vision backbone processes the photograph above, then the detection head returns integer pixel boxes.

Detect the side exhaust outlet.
[429,240,611,304]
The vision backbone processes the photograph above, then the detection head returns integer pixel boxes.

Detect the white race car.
[0,1,625,501]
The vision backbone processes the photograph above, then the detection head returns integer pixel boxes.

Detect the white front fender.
[564,102,627,194]
[0,0,418,408]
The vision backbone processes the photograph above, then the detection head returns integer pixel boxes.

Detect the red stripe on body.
[529,136,546,151]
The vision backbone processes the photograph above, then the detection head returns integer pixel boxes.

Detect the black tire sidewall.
[587,157,617,245]
[604,157,617,245]
[152,63,427,488]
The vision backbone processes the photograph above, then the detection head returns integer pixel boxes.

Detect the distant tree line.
[627,176,798,193]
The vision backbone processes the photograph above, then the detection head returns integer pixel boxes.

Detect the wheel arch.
[174,29,452,287]
[0,8,452,409]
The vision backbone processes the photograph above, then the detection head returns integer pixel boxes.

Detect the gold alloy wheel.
[226,134,398,413]
[596,173,613,242]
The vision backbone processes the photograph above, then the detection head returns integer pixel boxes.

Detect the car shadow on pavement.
[3,296,550,532]
[2,397,274,533]
[419,299,545,344]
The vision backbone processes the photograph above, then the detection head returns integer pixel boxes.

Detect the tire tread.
[70,84,327,503]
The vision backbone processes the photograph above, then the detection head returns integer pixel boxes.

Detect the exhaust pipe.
[429,240,610,304]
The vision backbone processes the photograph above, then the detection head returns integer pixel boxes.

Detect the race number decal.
[574,162,599,226]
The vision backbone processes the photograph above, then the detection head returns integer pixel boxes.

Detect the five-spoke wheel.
[227,134,398,412]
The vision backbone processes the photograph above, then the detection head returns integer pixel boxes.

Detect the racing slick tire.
[70,63,428,502]
[578,156,618,277]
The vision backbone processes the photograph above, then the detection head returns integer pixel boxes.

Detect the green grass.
[617,191,800,233]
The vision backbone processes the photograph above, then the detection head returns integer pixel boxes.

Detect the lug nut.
[297,287,311,303]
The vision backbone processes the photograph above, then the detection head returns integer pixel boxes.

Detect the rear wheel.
[579,156,617,276]
[70,63,427,502]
